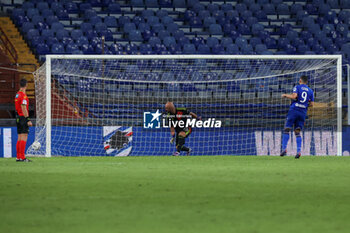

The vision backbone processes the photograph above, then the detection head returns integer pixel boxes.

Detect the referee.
[14,79,32,162]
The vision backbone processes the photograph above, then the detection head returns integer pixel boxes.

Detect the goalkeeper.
[165,102,198,156]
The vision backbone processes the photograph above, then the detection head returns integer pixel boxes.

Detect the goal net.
[27,55,342,157]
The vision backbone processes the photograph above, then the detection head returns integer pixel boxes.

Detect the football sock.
[20,141,27,159]
[282,133,290,151]
[177,136,189,152]
[296,135,302,153]
[16,141,21,160]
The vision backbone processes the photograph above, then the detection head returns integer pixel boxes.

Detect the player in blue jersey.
[280,75,314,159]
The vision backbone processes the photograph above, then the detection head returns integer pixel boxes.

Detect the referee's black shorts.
[16,116,29,134]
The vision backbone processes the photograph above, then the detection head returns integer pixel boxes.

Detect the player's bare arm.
[281,93,297,100]
[190,112,198,119]
[309,101,314,107]
[21,104,32,127]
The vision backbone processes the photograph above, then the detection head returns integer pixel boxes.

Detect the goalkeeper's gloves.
[170,135,175,144]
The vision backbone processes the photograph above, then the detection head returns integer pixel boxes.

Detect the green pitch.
[1,156,349,233]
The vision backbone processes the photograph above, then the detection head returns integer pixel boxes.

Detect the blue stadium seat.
[66,43,79,54]
[147,16,160,26]
[157,10,168,18]
[61,37,73,46]
[129,30,143,42]
[246,17,258,27]
[291,38,304,48]
[276,3,289,15]
[198,10,210,20]
[203,17,216,28]
[149,36,162,47]
[284,44,297,54]
[212,44,224,54]
[241,44,253,54]
[237,24,250,35]
[189,17,202,26]
[22,22,34,33]
[145,0,158,7]
[81,44,95,54]
[263,4,275,14]
[109,43,124,54]
[174,0,186,8]
[209,24,223,35]
[161,16,174,26]
[142,10,154,18]
[183,44,196,54]
[51,43,65,54]
[329,0,340,8]
[255,44,268,54]
[56,9,69,20]
[296,10,308,20]
[46,15,59,26]
[90,16,102,24]
[251,23,264,36]
[152,23,165,33]
[80,3,92,11]
[56,29,69,40]
[264,37,277,49]
[95,22,108,33]
[84,9,97,19]
[197,44,210,54]
[241,10,253,21]
[105,16,117,27]
[223,23,235,35]
[286,30,298,41]
[173,30,185,40]
[297,44,309,54]
[221,37,233,48]
[323,24,335,34]
[36,43,50,55]
[42,9,54,18]
[278,37,289,49]
[178,36,190,46]
[319,4,331,15]
[142,30,155,40]
[51,22,64,32]
[124,23,136,33]
[65,2,79,13]
[336,24,349,36]
[206,37,219,48]
[76,36,89,46]
[221,3,233,12]
[138,23,151,32]
[305,4,318,15]
[163,36,177,47]
[108,3,121,13]
[158,30,170,40]
[235,3,247,12]
[46,36,59,47]
[27,8,39,19]
[167,23,179,33]
[249,37,262,47]
[12,8,25,18]
[41,29,54,39]
[208,3,220,13]
[191,37,204,47]
[255,10,267,20]
[339,11,350,23]
[133,16,144,26]
[23,2,34,10]
[30,36,44,48]
[290,4,302,14]
[249,4,261,13]
[71,29,83,40]
[226,44,239,54]
[259,30,270,40]
[192,3,205,13]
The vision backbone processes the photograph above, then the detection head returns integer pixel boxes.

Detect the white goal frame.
[44,54,343,157]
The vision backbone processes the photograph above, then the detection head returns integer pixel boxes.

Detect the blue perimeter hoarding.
[0,126,349,157]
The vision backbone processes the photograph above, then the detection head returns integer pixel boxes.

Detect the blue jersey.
[289,84,314,115]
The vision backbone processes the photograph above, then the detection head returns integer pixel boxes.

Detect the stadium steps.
[0,17,39,99]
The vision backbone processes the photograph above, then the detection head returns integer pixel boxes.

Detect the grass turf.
[0,156,349,233]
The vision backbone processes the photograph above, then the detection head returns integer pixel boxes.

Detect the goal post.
[29,54,342,157]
